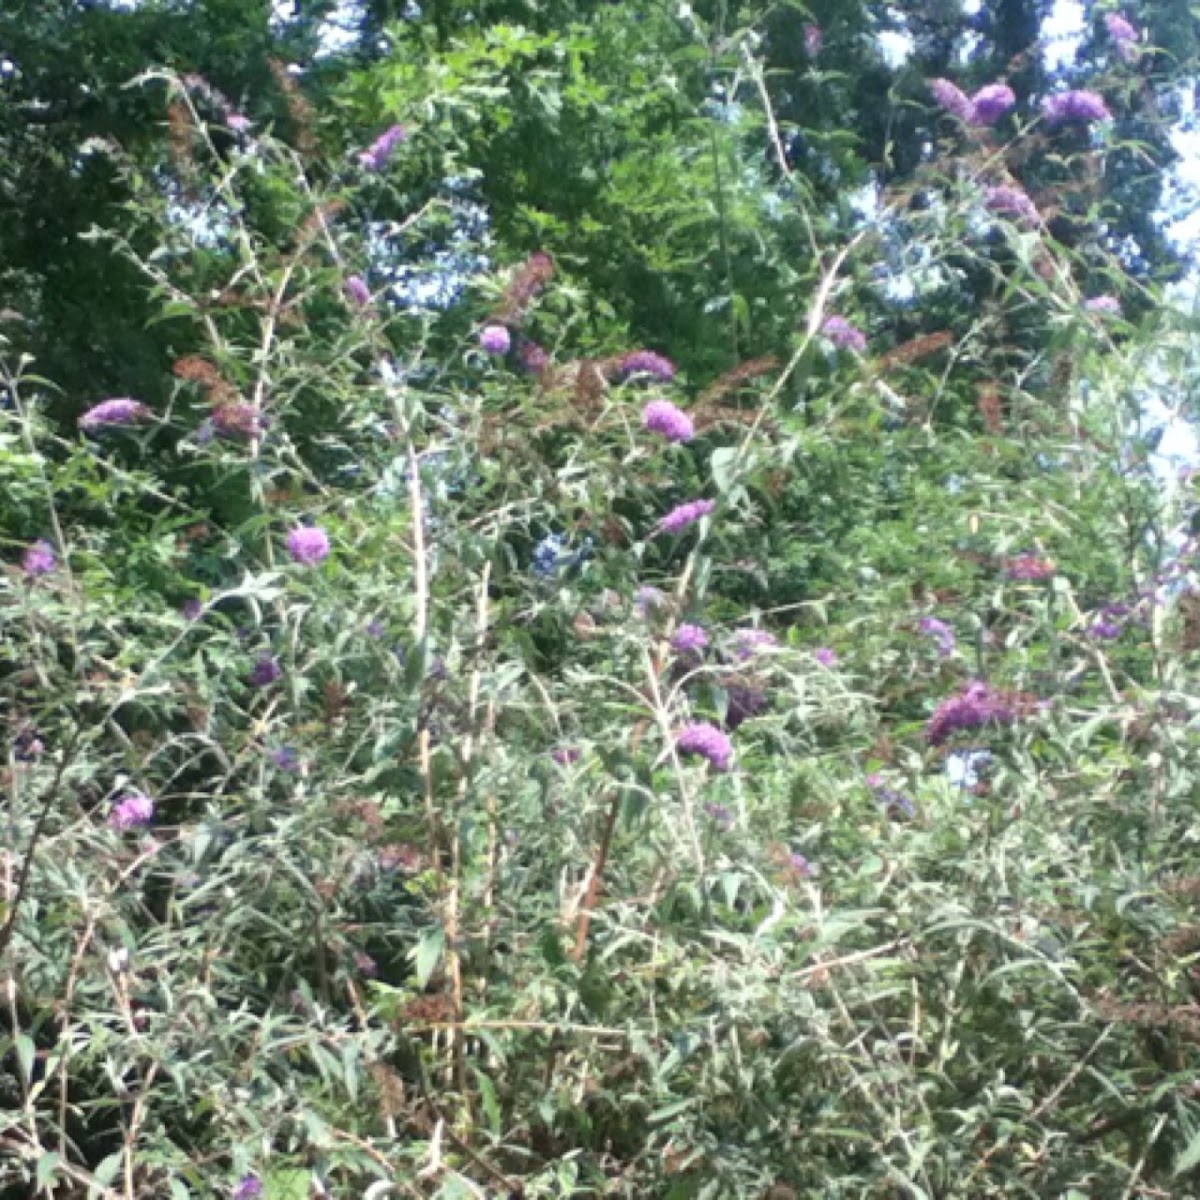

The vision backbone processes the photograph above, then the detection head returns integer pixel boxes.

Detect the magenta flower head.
[1105,13,1138,60]
[1004,554,1055,581]
[109,791,155,830]
[344,274,371,307]
[970,83,1016,126]
[358,124,406,170]
[930,78,974,122]
[672,623,708,654]
[232,1176,264,1200]
[1042,90,1111,126]
[925,680,1016,746]
[619,350,676,381]
[984,184,1039,224]
[21,539,56,576]
[821,315,867,352]
[1085,295,1122,315]
[79,397,151,430]
[642,399,695,444]
[480,324,511,355]
[814,646,838,666]
[804,23,823,57]
[286,525,330,565]
[551,745,581,766]
[676,721,734,771]
[657,498,714,535]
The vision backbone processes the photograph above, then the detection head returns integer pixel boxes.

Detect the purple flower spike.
[970,83,1016,126]
[642,399,695,443]
[814,646,838,666]
[286,525,330,565]
[821,315,867,352]
[358,123,406,170]
[657,499,714,535]
[925,680,1017,746]
[79,398,151,429]
[984,184,1039,224]
[480,325,511,355]
[672,623,708,654]
[109,791,155,830]
[676,721,734,771]
[1105,13,1138,60]
[619,350,676,381]
[232,1176,264,1200]
[344,274,371,307]
[930,78,974,122]
[21,539,56,576]
[918,616,956,658]
[804,23,823,57]
[1090,618,1123,640]
[1042,90,1111,126]
[1086,295,1121,315]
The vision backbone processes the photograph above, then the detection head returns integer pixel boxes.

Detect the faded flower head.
[270,745,300,771]
[984,184,1039,224]
[1004,554,1055,581]
[21,539,55,576]
[79,397,151,429]
[930,78,974,122]
[970,83,1016,126]
[109,791,155,830]
[635,585,667,617]
[725,685,768,730]
[480,324,511,355]
[918,616,956,658]
[642,399,695,443]
[211,403,264,439]
[676,721,735,771]
[181,597,204,621]
[926,680,1017,746]
[866,773,915,817]
[619,350,676,381]
[286,525,330,565]
[730,628,778,659]
[344,274,371,307]
[358,123,406,170]
[1042,89,1111,126]
[672,623,709,654]
[821,315,867,352]
[804,23,823,57]
[551,745,581,766]
[657,499,715,535]
[518,340,549,374]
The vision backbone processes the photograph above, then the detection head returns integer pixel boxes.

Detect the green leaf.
[414,926,445,989]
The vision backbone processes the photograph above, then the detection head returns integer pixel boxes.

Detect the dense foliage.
[5,1,1200,1197]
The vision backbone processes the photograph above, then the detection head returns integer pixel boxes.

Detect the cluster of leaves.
[4,2,1200,1198]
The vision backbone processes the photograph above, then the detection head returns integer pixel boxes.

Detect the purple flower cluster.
[619,350,676,381]
[918,616,956,658]
[109,791,155,830]
[250,654,281,687]
[984,184,1039,224]
[79,398,151,429]
[21,539,56,576]
[804,23,823,57]
[232,1176,263,1200]
[480,324,511,355]
[286,525,330,565]
[925,681,1016,746]
[551,745,581,766]
[344,274,371,307]
[1105,13,1138,61]
[821,315,867,352]
[1004,554,1056,581]
[930,78,974,122]
[813,646,838,666]
[676,721,734,771]
[642,399,695,443]
[358,123,406,170]
[1042,90,1111,126]
[271,746,300,771]
[1085,295,1121,315]
[657,499,714,535]
[970,83,1017,126]
[672,623,708,654]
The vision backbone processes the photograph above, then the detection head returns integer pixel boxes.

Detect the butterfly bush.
[918,616,956,657]
[479,324,511,354]
[642,399,695,443]
[676,722,734,771]
[1086,295,1122,315]
[930,78,974,122]
[344,274,371,306]
[286,525,330,565]
[657,498,714,534]
[619,349,676,381]
[822,315,867,351]
[984,184,1039,223]
[926,681,1018,745]
[79,397,151,428]
[814,646,838,666]
[1005,554,1056,581]
[804,23,822,57]
[21,539,56,575]
[1042,90,1111,126]
[970,83,1016,125]
[671,623,708,653]
[1105,13,1138,61]
[109,791,155,830]
[357,123,406,170]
